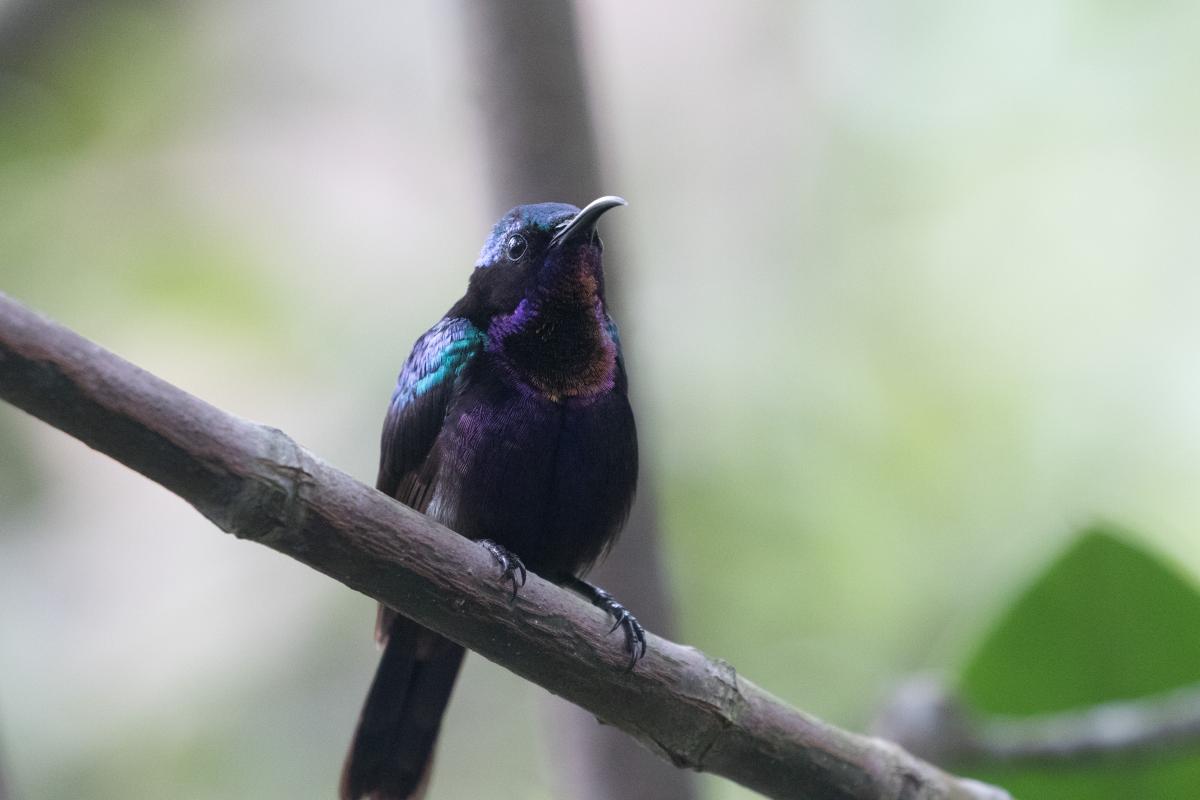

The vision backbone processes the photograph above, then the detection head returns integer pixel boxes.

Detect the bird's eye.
[505,234,528,261]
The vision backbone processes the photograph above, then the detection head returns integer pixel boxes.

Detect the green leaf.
[960,524,1200,798]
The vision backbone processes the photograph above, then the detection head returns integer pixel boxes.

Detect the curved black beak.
[550,195,627,247]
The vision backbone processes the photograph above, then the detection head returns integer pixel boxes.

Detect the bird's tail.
[340,612,466,800]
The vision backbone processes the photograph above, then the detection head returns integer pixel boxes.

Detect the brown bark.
[0,292,1011,800]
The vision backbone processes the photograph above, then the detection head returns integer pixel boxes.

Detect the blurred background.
[3,1,1200,798]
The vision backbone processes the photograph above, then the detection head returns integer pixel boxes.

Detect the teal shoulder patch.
[393,317,486,407]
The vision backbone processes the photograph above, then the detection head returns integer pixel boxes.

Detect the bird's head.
[463,196,626,320]
[455,196,626,400]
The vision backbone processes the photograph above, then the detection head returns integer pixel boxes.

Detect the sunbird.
[341,197,643,800]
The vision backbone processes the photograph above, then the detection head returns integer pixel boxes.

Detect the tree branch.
[0,292,1010,800]
[874,674,1200,766]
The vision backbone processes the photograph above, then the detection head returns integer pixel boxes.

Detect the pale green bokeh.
[2,2,1200,798]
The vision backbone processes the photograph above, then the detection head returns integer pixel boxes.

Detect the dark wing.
[377,316,486,508]
[375,316,484,644]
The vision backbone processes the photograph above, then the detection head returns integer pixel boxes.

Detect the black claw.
[566,579,648,670]
[621,617,647,672]
[478,540,527,601]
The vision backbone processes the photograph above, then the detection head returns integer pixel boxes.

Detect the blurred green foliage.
[963,526,1200,798]
[3,2,1200,800]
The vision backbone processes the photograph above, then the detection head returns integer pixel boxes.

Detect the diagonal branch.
[0,292,1011,800]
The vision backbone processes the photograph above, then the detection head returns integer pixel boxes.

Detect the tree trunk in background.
[459,3,696,799]
[0,0,98,73]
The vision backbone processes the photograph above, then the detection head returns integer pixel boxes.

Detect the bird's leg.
[563,577,647,670]
[477,540,527,600]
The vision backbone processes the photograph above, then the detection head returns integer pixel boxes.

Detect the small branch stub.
[876,673,1200,767]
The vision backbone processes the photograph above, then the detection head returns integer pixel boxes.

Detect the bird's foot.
[566,578,647,671]
[478,540,527,600]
